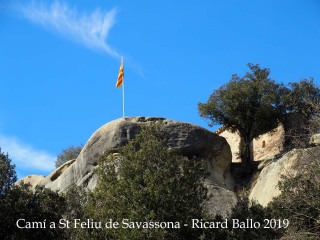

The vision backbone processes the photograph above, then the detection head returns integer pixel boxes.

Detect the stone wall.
[219,125,285,162]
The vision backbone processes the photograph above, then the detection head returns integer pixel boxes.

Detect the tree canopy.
[198,64,288,165]
[0,149,17,198]
[0,184,67,239]
[55,145,82,168]
[284,78,320,120]
[0,150,67,239]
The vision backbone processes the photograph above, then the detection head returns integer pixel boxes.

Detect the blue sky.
[1,0,320,179]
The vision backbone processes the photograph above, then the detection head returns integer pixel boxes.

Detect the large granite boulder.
[309,133,320,146]
[249,146,320,207]
[16,175,45,190]
[40,117,236,216]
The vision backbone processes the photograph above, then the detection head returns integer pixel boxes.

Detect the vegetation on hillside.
[267,108,320,239]
[85,124,207,239]
[0,151,67,239]
[0,149,17,197]
[0,64,319,239]
[268,156,320,239]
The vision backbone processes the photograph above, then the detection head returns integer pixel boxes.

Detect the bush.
[268,151,320,239]
[0,149,17,197]
[55,145,82,168]
[202,193,279,240]
[0,183,67,239]
[85,124,208,239]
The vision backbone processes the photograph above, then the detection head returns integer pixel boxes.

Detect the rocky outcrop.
[204,183,237,217]
[309,133,320,146]
[41,159,76,185]
[16,175,45,189]
[39,117,236,217]
[249,146,320,207]
[39,117,234,199]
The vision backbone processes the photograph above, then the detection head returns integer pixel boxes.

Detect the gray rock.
[204,182,237,217]
[39,117,236,216]
[309,133,320,146]
[16,175,46,190]
[249,146,320,207]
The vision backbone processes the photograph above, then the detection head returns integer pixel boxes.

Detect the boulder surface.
[249,146,320,206]
[39,117,236,216]
[16,175,45,190]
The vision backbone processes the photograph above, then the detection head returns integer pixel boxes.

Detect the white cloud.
[17,1,119,57]
[0,135,55,175]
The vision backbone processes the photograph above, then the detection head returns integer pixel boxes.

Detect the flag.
[116,58,124,88]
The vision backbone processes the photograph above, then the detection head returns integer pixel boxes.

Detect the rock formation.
[16,175,45,190]
[21,115,319,218]
[309,133,320,146]
[249,145,320,207]
[39,117,236,217]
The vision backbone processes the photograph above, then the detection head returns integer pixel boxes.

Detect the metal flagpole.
[122,75,125,118]
[122,57,125,118]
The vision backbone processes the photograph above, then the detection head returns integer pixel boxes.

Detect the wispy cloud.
[0,135,55,178]
[17,1,119,57]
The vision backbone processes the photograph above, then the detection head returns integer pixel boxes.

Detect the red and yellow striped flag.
[116,58,124,88]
